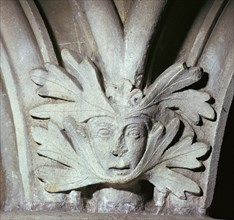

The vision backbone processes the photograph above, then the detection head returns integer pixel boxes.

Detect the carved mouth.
[109,165,130,174]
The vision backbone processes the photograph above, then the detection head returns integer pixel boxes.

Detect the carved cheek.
[90,134,113,159]
[125,135,146,155]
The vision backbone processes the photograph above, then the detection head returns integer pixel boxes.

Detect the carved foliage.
[30,48,215,200]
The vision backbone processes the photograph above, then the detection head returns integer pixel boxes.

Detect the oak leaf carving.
[30,50,115,127]
[31,116,209,200]
[148,136,209,199]
[138,63,215,126]
[30,49,214,201]
[32,121,103,192]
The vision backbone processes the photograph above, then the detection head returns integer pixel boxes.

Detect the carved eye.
[97,128,112,137]
[126,129,141,139]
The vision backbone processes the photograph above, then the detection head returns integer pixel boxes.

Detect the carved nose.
[112,148,120,157]
[112,146,122,157]
[112,144,127,157]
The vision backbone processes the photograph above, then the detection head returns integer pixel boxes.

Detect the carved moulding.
[0,0,233,217]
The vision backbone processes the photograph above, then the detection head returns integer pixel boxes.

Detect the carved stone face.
[87,116,149,176]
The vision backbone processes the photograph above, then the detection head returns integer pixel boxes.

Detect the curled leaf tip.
[29,107,50,119]
[45,183,59,193]
[61,48,83,64]
[30,68,47,86]
[151,122,164,134]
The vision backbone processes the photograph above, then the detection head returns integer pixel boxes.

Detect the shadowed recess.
[144,0,206,87]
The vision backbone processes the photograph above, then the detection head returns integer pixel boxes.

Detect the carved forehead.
[87,115,150,128]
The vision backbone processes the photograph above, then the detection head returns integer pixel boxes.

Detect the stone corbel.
[0,0,233,218]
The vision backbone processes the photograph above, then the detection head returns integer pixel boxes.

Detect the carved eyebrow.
[125,123,144,129]
[96,122,114,128]
[125,125,139,130]
[90,121,115,131]
[125,128,142,135]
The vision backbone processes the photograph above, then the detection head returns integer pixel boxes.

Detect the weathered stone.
[0,211,222,220]
[0,0,233,219]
